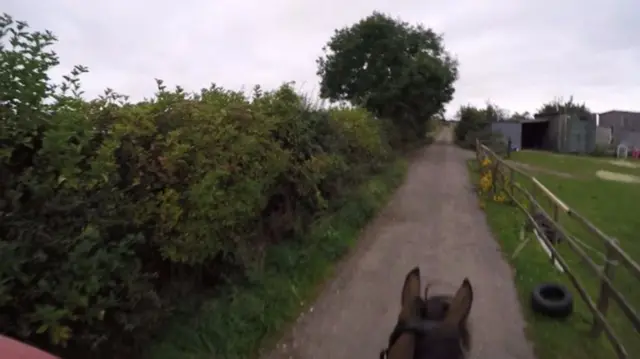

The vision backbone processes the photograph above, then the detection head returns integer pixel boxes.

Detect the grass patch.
[525,174,640,358]
[511,150,640,177]
[469,150,640,358]
[467,160,615,359]
[146,159,408,359]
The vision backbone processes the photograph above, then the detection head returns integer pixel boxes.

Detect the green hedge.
[148,159,407,359]
[0,14,405,357]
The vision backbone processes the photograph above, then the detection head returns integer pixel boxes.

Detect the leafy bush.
[0,14,162,355]
[0,13,399,358]
[465,129,506,153]
[591,144,615,157]
[454,105,489,146]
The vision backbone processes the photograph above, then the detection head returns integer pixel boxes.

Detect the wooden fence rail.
[474,139,640,359]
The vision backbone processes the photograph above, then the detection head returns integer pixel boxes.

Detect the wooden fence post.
[496,162,503,192]
[591,242,618,337]
[552,203,560,240]
[549,203,559,263]
[508,167,515,201]
[491,156,499,196]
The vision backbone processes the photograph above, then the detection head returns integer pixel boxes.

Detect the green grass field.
[511,150,640,177]
[468,150,640,359]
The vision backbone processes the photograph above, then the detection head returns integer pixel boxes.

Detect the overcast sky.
[5,0,639,117]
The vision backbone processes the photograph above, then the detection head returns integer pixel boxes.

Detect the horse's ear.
[443,278,473,326]
[389,268,421,359]
[423,282,430,300]
[401,267,421,308]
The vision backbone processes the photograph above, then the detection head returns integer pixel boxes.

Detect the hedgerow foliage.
[454,104,508,150]
[0,14,395,357]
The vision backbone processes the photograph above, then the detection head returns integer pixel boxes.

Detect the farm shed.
[490,113,597,153]
[490,121,522,148]
[595,126,613,145]
[535,112,597,153]
[490,119,549,150]
[598,110,640,144]
[617,130,640,148]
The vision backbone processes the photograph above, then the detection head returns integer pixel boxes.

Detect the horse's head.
[381,267,473,359]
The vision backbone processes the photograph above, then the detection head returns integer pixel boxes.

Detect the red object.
[0,335,59,359]
[632,149,640,159]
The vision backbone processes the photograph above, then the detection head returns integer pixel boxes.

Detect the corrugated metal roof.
[599,110,640,116]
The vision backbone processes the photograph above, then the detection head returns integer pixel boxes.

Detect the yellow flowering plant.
[477,156,508,204]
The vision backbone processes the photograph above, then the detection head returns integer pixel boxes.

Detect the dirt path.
[261,127,536,359]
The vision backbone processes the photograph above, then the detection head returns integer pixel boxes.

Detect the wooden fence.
[474,140,640,359]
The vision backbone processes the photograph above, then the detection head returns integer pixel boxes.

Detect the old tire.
[531,283,573,319]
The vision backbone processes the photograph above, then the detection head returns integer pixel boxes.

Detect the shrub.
[475,157,508,212]
[464,128,506,153]
[0,14,398,358]
[591,144,615,157]
[0,14,161,355]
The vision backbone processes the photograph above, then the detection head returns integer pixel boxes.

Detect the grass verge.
[508,153,640,358]
[467,159,617,359]
[147,159,408,359]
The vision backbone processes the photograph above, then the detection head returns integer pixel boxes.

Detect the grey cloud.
[5,0,640,116]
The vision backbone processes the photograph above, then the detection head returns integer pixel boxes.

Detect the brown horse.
[380,267,473,359]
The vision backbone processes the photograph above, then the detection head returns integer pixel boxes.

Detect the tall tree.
[316,12,458,144]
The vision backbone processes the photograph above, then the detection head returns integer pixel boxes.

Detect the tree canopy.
[536,96,592,118]
[454,104,492,145]
[316,12,458,145]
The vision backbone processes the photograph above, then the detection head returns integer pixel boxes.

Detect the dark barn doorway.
[521,120,549,150]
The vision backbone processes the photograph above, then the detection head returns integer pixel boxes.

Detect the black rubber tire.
[531,283,573,319]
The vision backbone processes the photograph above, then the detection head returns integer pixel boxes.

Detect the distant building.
[599,110,640,131]
[598,110,640,148]
[490,112,597,154]
[595,126,612,146]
